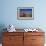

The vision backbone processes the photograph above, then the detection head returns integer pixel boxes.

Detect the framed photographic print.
[17,7,34,20]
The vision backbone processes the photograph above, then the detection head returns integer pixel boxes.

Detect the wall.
[0,0,46,30]
[0,0,46,44]
[0,0,46,29]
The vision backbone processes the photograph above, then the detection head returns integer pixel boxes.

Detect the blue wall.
[0,0,46,31]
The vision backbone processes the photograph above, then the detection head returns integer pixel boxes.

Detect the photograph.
[17,7,34,20]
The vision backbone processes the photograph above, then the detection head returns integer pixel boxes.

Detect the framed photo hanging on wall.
[17,7,34,20]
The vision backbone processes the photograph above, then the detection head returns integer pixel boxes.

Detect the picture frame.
[17,7,34,20]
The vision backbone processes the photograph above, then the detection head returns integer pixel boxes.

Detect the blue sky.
[20,9,32,14]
